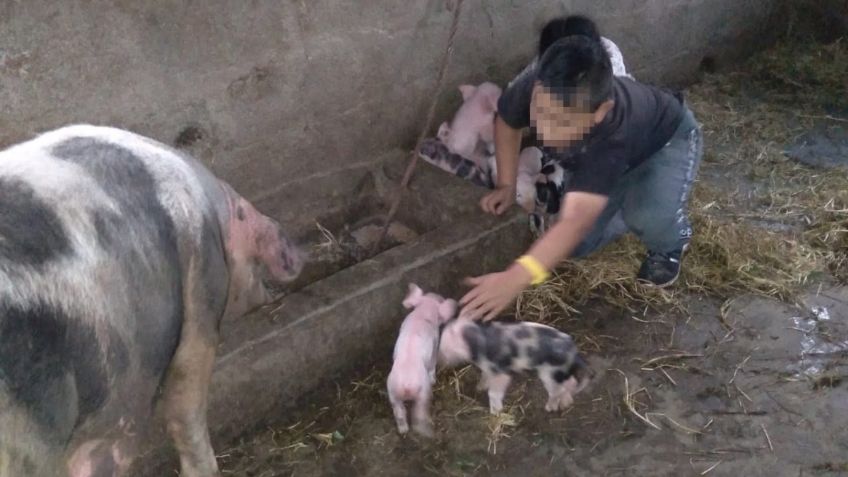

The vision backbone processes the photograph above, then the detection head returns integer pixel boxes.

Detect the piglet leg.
[541,370,560,412]
[485,372,512,415]
[411,387,434,438]
[541,371,577,412]
[555,376,580,410]
[476,372,489,391]
[388,392,410,435]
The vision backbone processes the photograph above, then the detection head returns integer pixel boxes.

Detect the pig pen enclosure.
[215,34,848,476]
[2,0,848,476]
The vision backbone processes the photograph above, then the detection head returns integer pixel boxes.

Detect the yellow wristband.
[516,255,550,285]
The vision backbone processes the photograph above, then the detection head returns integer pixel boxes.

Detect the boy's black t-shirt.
[497,70,685,196]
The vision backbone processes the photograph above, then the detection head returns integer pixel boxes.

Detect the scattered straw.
[612,369,660,430]
[311,221,347,261]
[736,384,754,404]
[486,406,520,455]
[729,352,755,385]
[645,413,703,435]
[761,424,774,452]
[659,368,677,386]
[640,353,703,370]
[701,460,723,475]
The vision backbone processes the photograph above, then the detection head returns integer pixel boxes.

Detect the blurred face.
[530,82,613,152]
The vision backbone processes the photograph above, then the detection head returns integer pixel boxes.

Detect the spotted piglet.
[438,319,591,414]
[387,284,457,437]
[488,146,544,213]
[530,160,571,237]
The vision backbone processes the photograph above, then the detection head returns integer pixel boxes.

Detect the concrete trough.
[133,153,532,474]
[211,153,532,442]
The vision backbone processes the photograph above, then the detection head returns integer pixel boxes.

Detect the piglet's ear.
[484,90,500,113]
[402,283,424,309]
[437,122,451,142]
[458,84,477,101]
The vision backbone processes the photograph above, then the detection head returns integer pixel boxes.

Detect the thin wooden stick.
[373,0,466,253]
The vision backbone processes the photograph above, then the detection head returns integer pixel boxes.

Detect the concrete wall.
[1,0,784,217]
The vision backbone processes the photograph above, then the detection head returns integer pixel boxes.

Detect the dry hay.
[309,221,348,262]
[519,37,848,322]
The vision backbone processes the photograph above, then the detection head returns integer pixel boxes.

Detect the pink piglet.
[386,283,457,437]
[437,82,502,170]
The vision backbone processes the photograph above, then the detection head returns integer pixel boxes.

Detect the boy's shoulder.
[612,75,684,105]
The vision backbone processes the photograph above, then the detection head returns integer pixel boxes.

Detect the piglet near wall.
[418,137,494,189]
[439,319,591,414]
[387,284,457,437]
[488,146,544,214]
[437,82,502,170]
[530,160,570,236]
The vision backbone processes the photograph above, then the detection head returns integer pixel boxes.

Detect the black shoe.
[637,244,689,287]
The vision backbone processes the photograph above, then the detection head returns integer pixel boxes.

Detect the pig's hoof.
[545,399,560,413]
[397,424,410,435]
[546,393,573,412]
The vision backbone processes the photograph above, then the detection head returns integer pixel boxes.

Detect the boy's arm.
[493,115,522,188]
[481,67,535,215]
[460,191,608,321]
[524,191,608,269]
[480,116,522,214]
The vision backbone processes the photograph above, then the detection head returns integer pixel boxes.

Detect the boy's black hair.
[538,15,601,57]
[537,35,613,111]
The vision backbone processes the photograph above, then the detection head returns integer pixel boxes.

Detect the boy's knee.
[622,204,664,234]
[572,212,629,258]
[623,206,688,251]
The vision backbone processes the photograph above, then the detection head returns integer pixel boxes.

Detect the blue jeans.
[571,106,703,257]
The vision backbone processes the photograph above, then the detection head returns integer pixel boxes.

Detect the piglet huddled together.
[387,284,591,436]
[419,82,568,233]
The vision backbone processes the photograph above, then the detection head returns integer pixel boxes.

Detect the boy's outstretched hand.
[480,185,516,215]
[459,263,532,321]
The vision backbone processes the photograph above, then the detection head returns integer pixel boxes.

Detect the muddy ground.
[215,39,848,477]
